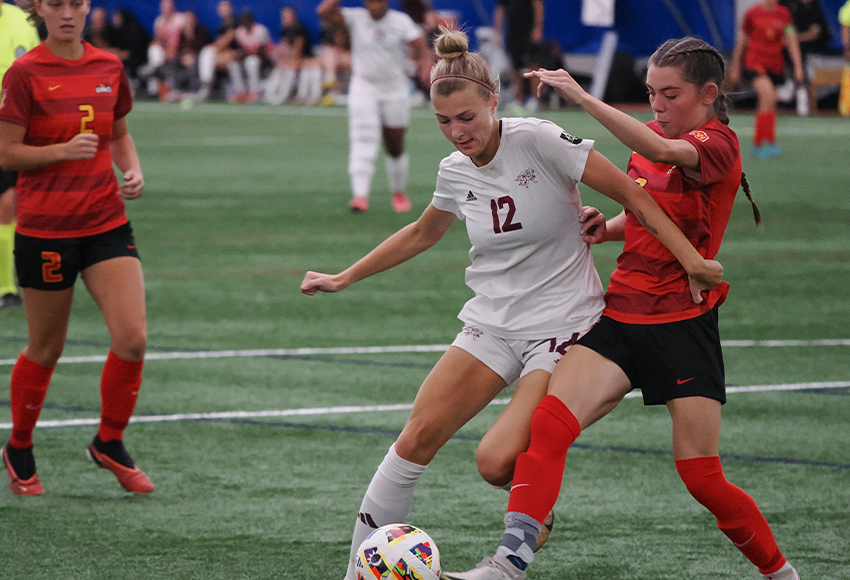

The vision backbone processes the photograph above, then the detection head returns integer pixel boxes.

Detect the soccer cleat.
[2,443,44,495]
[763,562,800,580]
[391,192,412,213]
[0,293,23,309]
[762,143,783,158]
[87,437,154,494]
[533,510,554,552]
[442,555,527,580]
[350,197,369,213]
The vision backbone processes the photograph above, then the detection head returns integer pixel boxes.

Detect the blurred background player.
[778,0,832,114]
[302,27,721,580]
[729,0,804,158]
[0,0,40,310]
[163,10,212,102]
[228,8,272,103]
[317,0,431,214]
[141,0,185,100]
[196,0,238,103]
[265,6,322,106]
[493,0,544,112]
[0,0,152,495]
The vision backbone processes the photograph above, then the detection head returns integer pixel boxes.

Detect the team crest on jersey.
[688,130,709,142]
[95,84,113,94]
[465,191,477,202]
[462,326,483,340]
[560,132,582,144]
[515,168,538,188]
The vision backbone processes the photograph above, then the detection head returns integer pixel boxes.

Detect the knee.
[112,328,147,361]
[475,445,515,488]
[394,420,445,466]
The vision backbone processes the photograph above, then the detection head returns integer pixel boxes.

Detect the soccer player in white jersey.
[317,0,430,213]
[301,28,721,580]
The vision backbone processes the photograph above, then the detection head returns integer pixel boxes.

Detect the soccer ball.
[354,523,441,580]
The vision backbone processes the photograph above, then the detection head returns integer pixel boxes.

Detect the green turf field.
[1,102,848,579]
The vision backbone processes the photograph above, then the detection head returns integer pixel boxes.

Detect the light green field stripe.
[1,381,847,431]
[1,340,848,367]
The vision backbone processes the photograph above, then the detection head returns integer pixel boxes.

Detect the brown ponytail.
[740,172,762,226]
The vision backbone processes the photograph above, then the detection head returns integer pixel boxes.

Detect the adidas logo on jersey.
[465,191,477,202]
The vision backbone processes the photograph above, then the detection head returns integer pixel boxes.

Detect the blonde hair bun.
[434,27,469,61]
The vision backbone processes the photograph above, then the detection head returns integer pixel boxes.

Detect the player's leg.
[444,345,631,580]
[0,185,20,308]
[379,92,412,212]
[343,346,509,580]
[265,66,297,105]
[347,79,381,211]
[752,74,780,156]
[670,397,798,579]
[80,241,152,493]
[3,283,73,495]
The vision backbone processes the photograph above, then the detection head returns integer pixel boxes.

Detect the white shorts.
[451,322,596,386]
[347,77,411,129]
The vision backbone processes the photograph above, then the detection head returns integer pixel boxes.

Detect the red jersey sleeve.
[0,62,33,128]
[114,67,133,120]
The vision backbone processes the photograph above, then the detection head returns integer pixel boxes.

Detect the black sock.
[92,435,135,469]
[4,443,36,480]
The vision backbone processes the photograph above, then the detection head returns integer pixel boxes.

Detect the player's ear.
[701,82,719,106]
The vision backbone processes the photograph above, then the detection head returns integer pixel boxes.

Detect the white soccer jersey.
[342,7,422,93]
[432,117,606,339]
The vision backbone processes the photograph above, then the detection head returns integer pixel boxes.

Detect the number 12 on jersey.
[490,196,523,234]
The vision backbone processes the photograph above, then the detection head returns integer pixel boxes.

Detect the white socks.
[384,153,409,194]
[762,561,800,580]
[344,444,427,580]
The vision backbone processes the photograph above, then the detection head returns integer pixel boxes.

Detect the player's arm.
[0,121,98,171]
[581,149,722,302]
[301,204,456,295]
[526,68,702,168]
[531,0,544,43]
[317,0,345,26]
[579,207,625,244]
[784,25,805,84]
[110,117,144,200]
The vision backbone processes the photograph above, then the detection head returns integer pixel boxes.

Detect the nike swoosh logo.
[510,483,531,491]
[677,378,695,385]
[48,85,60,91]
[26,404,40,410]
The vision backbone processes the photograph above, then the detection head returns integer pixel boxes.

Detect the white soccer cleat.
[442,555,526,580]
[762,561,800,580]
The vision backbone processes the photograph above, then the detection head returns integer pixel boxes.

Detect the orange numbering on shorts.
[41,251,62,283]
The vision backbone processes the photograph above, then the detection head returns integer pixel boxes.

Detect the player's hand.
[63,133,99,161]
[524,68,586,104]
[118,170,144,200]
[578,205,606,244]
[687,259,723,304]
[301,271,346,295]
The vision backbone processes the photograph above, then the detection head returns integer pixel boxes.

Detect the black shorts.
[576,309,726,406]
[742,68,785,87]
[0,167,17,193]
[14,222,140,291]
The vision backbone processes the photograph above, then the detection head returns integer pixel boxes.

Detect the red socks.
[754,111,777,146]
[676,456,785,574]
[9,354,54,449]
[97,350,143,442]
[507,395,581,524]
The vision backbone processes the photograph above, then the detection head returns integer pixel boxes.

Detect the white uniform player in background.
[317,0,431,214]
[301,27,717,580]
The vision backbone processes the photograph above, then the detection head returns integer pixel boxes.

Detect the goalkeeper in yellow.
[0,1,40,308]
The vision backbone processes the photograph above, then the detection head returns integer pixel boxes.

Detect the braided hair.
[651,37,761,225]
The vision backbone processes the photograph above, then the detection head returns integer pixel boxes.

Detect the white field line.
[1,339,849,367]
[0,381,847,431]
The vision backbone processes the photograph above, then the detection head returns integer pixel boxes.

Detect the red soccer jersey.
[603,118,742,324]
[0,42,132,238]
[742,3,794,75]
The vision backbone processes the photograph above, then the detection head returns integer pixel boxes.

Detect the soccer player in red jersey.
[0,0,153,495]
[729,0,804,159]
[445,38,800,580]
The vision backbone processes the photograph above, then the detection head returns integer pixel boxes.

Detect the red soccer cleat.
[391,191,412,213]
[350,197,369,213]
[87,439,154,494]
[2,444,44,496]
